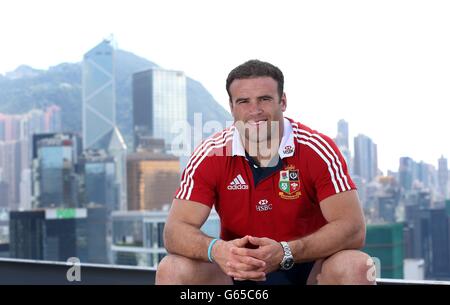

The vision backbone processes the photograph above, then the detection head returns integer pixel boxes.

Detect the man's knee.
[318,250,376,285]
[156,254,198,284]
[156,254,230,285]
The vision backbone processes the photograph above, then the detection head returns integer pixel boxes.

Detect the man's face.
[229,77,287,146]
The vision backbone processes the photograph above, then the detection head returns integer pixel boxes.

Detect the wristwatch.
[279,241,295,270]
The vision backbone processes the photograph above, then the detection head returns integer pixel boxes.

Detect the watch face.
[283,257,294,269]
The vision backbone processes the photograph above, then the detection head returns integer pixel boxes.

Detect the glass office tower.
[132,68,187,153]
[80,150,119,213]
[82,39,127,210]
[32,133,81,209]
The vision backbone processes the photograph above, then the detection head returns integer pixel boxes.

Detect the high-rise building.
[111,209,219,267]
[0,181,9,209]
[403,221,415,259]
[336,119,349,148]
[31,133,82,209]
[399,157,414,191]
[372,176,401,223]
[79,150,119,213]
[438,156,448,199]
[82,39,116,151]
[132,68,187,152]
[0,141,22,210]
[82,39,127,210]
[106,128,128,211]
[127,152,180,211]
[363,223,404,279]
[335,119,351,169]
[352,175,367,206]
[44,105,62,133]
[9,207,108,263]
[9,210,45,259]
[0,106,62,210]
[353,134,378,183]
[404,203,450,280]
[377,195,397,223]
[19,169,32,210]
[415,161,436,190]
[427,207,450,279]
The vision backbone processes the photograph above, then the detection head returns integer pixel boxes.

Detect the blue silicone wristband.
[207,238,219,263]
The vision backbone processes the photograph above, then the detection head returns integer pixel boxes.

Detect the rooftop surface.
[1,258,450,285]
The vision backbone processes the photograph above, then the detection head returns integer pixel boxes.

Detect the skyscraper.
[82,39,127,210]
[428,207,450,279]
[0,181,9,209]
[127,152,180,211]
[335,119,351,170]
[353,134,378,183]
[19,169,32,210]
[79,150,119,213]
[336,119,349,148]
[415,161,436,190]
[438,155,448,199]
[9,207,108,263]
[82,39,117,151]
[31,133,82,209]
[0,106,62,210]
[399,157,414,191]
[0,141,21,209]
[44,105,62,132]
[405,205,450,280]
[9,210,45,259]
[132,68,187,152]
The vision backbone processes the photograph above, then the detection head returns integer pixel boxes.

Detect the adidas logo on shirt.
[227,174,249,190]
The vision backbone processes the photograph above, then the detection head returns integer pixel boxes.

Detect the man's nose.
[248,100,263,115]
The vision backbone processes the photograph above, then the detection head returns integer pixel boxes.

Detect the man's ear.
[280,93,287,112]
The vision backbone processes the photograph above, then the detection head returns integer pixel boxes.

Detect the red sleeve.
[305,133,356,203]
[174,150,216,208]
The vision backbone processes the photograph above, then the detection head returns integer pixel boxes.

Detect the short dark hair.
[226,59,284,100]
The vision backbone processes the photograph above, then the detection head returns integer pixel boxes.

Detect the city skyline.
[1,106,449,177]
[1,0,450,173]
[1,45,449,281]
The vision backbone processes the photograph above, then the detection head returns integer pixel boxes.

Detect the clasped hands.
[212,235,284,281]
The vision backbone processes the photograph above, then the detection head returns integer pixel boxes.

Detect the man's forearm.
[289,220,365,263]
[164,221,213,262]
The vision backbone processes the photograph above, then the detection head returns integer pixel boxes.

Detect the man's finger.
[248,236,269,246]
[228,270,266,281]
[231,235,249,247]
[232,254,266,268]
[231,246,264,260]
[227,261,254,272]
[249,276,266,282]
[233,277,266,282]
[227,261,265,272]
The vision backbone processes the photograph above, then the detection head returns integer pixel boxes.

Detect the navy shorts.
[232,261,316,285]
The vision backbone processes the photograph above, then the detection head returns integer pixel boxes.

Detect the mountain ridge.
[0,49,232,147]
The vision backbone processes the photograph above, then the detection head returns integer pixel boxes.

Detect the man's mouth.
[247,119,268,126]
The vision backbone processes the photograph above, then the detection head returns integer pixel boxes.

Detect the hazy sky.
[1,0,449,173]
